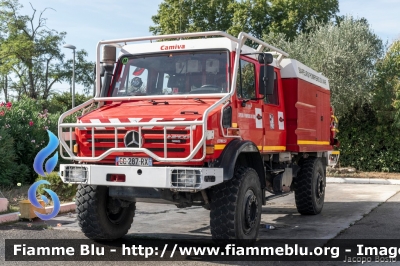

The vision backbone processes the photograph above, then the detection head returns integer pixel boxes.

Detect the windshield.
[111,50,229,97]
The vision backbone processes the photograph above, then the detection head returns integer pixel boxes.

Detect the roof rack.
[97,31,239,47]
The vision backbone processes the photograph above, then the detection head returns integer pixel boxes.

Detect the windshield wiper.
[193,98,206,103]
[149,100,169,105]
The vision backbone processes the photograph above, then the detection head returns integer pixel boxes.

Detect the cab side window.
[236,59,255,99]
[264,71,279,105]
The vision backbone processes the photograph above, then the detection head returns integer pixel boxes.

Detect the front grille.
[89,147,185,152]
[146,139,187,144]
[79,128,190,157]
[142,130,188,134]
[148,148,185,152]
[87,138,188,144]
[84,129,188,136]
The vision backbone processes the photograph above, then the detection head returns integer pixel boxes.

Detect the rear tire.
[210,166,262,241]
[294,157,326,215]
[76,185,136,240]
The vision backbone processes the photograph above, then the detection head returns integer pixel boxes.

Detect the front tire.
[210,166,262,240]
[76,185,136,240]
[294,157,326,215]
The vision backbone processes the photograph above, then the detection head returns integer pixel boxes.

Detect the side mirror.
[257,53,273,64]
[259,65,274,95]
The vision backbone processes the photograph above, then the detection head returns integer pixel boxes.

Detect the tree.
[267,0,339,40]
[0,0,94,100]
[228,0,337,40]
[372,40,400,124]
[0,0,65,99]
[63,50,95,96]
[264,17,384,116]
[337,40,400,172]
[46,92,92,114]
[150,0,234,35]
[150,0,339,41]
[227,0,271,39]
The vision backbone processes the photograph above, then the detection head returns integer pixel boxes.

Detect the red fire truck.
[58,31,339,241]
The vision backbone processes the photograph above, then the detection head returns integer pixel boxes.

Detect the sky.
[15,0,400,95]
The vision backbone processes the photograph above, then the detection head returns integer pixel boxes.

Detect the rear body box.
[280,59,332,152]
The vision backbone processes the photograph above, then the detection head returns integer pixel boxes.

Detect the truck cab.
[58,31,339,241]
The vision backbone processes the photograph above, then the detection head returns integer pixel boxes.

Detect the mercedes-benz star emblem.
[124,130,142,148]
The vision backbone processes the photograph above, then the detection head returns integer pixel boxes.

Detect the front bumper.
[59,164,223,192]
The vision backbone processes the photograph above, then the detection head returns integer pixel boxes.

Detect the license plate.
[116,157,152,166]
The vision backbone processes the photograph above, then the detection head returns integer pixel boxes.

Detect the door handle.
[257,114,262,120]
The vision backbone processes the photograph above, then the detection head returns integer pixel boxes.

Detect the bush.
[35,172,77,202]
[0,128,29,187]
[0,93,94,186]
[46,92,92,114]
[0,96,61,184]
[338,103,400,172]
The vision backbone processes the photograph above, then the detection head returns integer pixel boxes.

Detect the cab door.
[262,69,286,153]
[236,58,263,149]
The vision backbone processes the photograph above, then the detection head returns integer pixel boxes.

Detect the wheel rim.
[242,189,259,234]
[106,198,126,224]
[316,172,325,200]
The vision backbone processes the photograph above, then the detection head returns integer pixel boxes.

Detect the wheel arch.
[298,152,329,166]
[215,139,266,189]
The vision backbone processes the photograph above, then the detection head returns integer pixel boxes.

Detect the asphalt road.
[1,182,400,266]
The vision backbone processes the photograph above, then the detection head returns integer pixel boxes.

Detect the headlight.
[64,166,88,183]
[171,169,201,188]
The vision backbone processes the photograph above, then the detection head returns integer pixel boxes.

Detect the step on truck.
[58,31,340,241]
